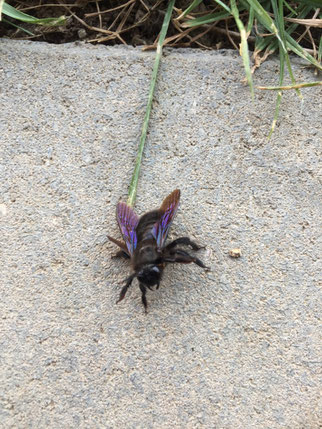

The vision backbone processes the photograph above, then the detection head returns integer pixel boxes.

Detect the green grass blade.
[213,0,232,14]
[261,5,312,49]
[282,0,297,15]
[246,5,255,33]
[1,17,35,35]
[2,3,65,25]
[255,33,276,51]
[230,0,254,98]
[184,10,232,27]
[296,0,322,6]
[254,4,312,54]
[127,0,175,208]
[285,32,322,70]
[240,0,286,52]
[272,0,301,99]
[0,0,4,21]
[179,0,204,18]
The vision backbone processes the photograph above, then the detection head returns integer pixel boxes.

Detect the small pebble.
[229,248,241,258]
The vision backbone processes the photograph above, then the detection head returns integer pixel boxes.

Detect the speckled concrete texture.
[0,39,321,428]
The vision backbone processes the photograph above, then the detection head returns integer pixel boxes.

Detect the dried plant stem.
[258,81,322,90]
[126,0,175,208]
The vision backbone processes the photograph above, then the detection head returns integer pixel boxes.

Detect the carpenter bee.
[108,189,208,312]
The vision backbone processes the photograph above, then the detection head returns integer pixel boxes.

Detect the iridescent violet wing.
[152,189,180,248]
[117,202,139,256]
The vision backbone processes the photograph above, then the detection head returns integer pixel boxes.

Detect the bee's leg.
[116,273,136,304]
[165,237,205,251]
[164,248,209,269]
[139,283,148,313]
[112,250,130,259]
[108,236,130,259]
[108,236,130,258]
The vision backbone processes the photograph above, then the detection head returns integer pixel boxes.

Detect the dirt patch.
[2,0,320,57]
[1,1,223,46]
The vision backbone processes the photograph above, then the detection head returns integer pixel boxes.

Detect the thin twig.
[85,0,136,18]
[95,1,102,29]
[258,81,322,90]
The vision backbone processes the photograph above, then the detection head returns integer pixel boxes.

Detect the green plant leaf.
[1,17,35,35]
[2,3,65,25]
[296,0,322,6]
[183,10,232,27]
[241,0,286,52]
[213,0,232,14]
[179,0,204,18]
[286,32,322,70]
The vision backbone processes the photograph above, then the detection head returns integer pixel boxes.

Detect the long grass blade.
[127,0,175,208]
[177,0,203,20]
[214,0,232,14]
[1,17,35,35]
[183,10,232,27]
[0,0,4,21]
[230,0,254,98]
[285,32,322,70]
[296,0,322,6]
[2,3,65,25]
[240,0,286,52]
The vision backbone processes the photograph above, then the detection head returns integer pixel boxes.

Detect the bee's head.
[137,264,162,287]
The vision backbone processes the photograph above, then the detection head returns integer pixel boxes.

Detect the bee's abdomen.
[136,210,160,242]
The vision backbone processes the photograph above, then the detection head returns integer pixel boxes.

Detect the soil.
[0,0,252,49]
[2,1,319,54]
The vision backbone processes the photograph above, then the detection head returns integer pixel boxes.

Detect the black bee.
[108,189,208,312]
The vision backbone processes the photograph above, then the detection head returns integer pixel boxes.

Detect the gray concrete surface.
[0,39,321,428]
